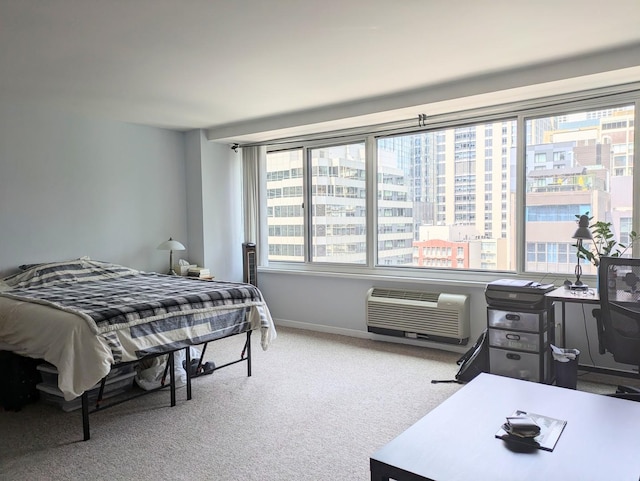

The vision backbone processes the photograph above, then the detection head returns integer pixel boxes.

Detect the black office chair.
[592,256,640,400]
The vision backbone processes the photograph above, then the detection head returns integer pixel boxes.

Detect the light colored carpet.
[0,326,626,480]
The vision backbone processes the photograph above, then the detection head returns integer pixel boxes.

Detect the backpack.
[0,351,42,411]
[454,329,489,383]
[432,329,489,384]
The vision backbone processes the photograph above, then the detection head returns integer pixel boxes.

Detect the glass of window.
[376,120,517,270]
[524,105,635,276]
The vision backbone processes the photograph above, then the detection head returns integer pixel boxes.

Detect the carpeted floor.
[0,326,629,480]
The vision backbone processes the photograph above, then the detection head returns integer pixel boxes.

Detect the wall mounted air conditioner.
[366,287,470,345]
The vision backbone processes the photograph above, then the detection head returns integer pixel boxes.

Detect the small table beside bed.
[0,258,277,440]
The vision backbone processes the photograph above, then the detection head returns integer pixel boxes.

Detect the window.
[379,121,516,270]
[534,153,547,164]
[524,105,635,275]
[266,149,304,262]
[266,143,367,264]
[261,92,638,278]
[620,217,633,248]
[310,143,367,264]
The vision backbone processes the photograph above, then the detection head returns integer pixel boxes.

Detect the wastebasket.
[550,345,580,389]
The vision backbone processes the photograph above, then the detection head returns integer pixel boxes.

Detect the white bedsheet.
[0,296,113,400]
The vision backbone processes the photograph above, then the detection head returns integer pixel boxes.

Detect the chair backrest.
[597,256,640,366]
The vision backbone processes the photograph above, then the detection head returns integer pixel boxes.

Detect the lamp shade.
[157,237,186,251]
[572,215,593,240]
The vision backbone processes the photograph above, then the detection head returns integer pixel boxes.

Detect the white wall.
[0,101,188,276]
[0,101,244,283]
[184,130,243,282]
[258,270,492,354]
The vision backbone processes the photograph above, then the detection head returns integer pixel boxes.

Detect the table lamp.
[571,215,593,290]
[157,237,186,275]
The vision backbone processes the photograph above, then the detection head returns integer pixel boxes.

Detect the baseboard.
[274,319,370,339]
[273,318,467,354]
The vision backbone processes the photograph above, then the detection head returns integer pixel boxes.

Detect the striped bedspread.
[1,259,269,335]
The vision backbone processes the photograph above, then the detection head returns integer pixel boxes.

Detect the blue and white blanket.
[1,258,268,335]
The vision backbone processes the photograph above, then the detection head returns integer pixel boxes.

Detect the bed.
[0,258,277,438]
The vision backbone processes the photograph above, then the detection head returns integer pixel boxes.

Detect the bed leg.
[185,347,192,401]
[95,377,107,409]
[168,351,176,407]
[82,391,90,441]
[199,342,209,365]
[246,331,252,377]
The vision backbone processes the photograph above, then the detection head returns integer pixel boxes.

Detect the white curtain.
[242,145,268,266]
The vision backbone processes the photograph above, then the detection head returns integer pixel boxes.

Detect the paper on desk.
[550,344,580,362]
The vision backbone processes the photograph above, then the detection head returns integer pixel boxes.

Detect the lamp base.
[167,269,178,276]
[570,283,589,291]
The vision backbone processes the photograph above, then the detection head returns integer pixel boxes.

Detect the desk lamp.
[157,237,186,275]
[571,215,593,290]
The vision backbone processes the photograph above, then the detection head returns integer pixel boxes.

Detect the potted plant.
[574,212,638,267]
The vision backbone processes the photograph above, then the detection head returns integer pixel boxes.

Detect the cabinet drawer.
[489,348,546,382]
[487,309,546,332]
[488,329,546,352]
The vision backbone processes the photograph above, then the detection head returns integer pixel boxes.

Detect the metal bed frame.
[80,329,252,441]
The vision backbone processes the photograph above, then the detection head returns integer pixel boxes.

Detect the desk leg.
[370,463,390,481]
[370,459,433,480]
[370,473,389,481]
[560,301,566,348]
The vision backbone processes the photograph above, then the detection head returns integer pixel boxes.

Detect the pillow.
[18,263,45,271]
[3,257,138,290]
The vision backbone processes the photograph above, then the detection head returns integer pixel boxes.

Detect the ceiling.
[2,0,640,143]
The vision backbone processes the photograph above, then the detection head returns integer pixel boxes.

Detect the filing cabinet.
[487,306,554,383]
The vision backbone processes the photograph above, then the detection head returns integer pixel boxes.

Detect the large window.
[310,143,367,264]
[524,105,635,276]
[262,92,638,277]
[266,142,367,264]
[377,121,516,270]
[266,149,304,262]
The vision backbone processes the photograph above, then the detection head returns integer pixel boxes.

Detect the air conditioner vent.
[366,287,470,345]
[369,288,440,303]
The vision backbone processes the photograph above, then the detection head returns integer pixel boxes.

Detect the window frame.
[260,86,640,283]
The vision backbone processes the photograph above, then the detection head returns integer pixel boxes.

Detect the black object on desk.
[485,279,555,310]
[495,409,567,452]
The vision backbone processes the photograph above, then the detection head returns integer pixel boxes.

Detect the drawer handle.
[506,334,521,341]
[505,314,520,321]
[506,353,521,360]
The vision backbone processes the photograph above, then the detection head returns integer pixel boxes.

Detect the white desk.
[546,286,599,347]
[546,286,639,378]
[371,373,640,481]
